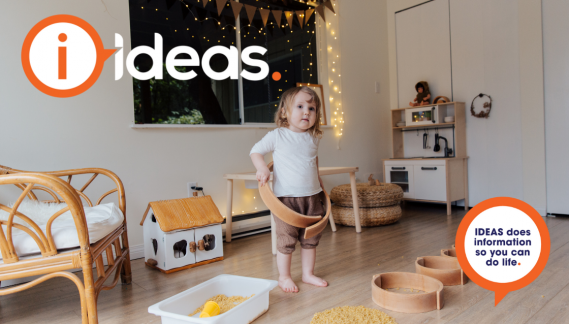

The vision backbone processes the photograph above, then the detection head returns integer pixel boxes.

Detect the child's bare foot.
[279,276,299,293]
[302,274,328,287]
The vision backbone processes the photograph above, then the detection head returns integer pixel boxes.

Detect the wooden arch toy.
[371,272,444,313]
[415,256,467,286]
[441,248,457,257]
[258,162,332,239]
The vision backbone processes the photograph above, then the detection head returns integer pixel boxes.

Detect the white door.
[195,225,224,263]
[544,0,569,214]
[414,165,446,201]
[385,165,414,199]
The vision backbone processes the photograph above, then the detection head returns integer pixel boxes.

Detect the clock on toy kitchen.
[140,195,224,273]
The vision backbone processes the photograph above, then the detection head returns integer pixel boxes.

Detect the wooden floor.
[1,202,568,324]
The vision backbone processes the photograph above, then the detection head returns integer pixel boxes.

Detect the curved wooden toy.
[371,272,444,313]
[258,162,331,239]
[441,248,457,257]
[415,256,467,286]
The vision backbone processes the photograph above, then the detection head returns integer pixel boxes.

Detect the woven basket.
[330,183,403,208]
[332,204,401,227]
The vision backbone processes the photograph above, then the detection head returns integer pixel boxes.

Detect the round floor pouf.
[330,183,403,207]
[332,204,402,227]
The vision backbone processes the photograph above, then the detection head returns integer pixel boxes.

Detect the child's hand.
[257,168,270,187]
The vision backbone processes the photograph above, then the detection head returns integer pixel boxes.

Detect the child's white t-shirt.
[250,127,321,197]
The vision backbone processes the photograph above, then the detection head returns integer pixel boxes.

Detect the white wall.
[395,0,452,107]
[0,0,392,247]
[387,0,547,213]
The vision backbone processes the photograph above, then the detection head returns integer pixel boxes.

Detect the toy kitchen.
[383,102,469,215]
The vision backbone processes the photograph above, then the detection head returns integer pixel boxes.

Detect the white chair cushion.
[0,201,124,259]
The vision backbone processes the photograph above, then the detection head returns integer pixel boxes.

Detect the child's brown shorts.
[274,192,326,254]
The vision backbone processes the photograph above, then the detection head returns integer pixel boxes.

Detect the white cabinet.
[414,165,446,201]
[383,158,468,215]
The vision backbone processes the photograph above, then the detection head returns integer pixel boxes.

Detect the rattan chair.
[0,165,132,324]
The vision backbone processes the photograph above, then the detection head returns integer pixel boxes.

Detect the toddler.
[250,86,328,293]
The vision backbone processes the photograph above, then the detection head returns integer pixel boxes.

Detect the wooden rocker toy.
[258,162,332,239]
[415,256,468,286]
[372,272,444,313]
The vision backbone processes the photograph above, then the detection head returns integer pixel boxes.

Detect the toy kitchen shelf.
[383,102,469,215]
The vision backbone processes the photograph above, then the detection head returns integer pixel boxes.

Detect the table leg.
[225,179,233,243]
[329,210,337,232]
[349,172,362,233]
[270,181,277,255]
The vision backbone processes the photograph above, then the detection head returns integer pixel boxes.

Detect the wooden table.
[223,166,361,255]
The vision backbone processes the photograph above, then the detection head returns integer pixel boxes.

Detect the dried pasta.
[310,306,398,324]
[189,294,254,317]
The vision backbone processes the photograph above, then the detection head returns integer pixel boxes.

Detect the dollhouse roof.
[140,196,224,232]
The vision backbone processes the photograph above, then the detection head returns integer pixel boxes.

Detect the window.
[129,0,318,125]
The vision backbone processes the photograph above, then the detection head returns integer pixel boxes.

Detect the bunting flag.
[230,1,243,20]
[295,10,304,29]
[305,8,314,23]
[324,0,335,14]
[158,0,335,29]
[259,8,271,27]
[216,0,227,16]
[284,11,294,29]
[315,4,326,22]
[272,10,283,28]
[244,4,257,25]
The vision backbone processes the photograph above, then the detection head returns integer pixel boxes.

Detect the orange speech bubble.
[21,15,115,98]
[455,197,550,306]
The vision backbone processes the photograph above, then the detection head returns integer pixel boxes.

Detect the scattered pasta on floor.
[310,305,398,324]
[189,294,254,317]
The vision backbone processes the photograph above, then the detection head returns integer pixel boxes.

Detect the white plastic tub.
[148,274,278,324]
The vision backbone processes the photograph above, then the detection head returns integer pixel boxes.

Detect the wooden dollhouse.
[140,195,224,273]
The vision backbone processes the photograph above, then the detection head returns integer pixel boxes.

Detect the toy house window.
[151,214,156,223]
[203,234,216,251]
[173,240,187,258]
[129,0,318,125]
[152,238,158,255]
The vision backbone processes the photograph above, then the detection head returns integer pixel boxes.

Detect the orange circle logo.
[21,15,115,98]
[455,197,550,306]
[272,71,281,81]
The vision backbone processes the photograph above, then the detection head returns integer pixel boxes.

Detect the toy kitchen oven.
[405,105,446,126]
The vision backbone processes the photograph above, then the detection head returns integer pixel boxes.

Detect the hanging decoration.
[259,8,271,27]
[216,0,226,16]
[244,4,258,25]
[470,93,492,118]
[146,0,336,31]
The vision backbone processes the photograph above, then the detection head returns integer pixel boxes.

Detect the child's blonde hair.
[274,86,323,138]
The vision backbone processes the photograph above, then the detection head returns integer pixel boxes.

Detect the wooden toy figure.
[409,81,431,107]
